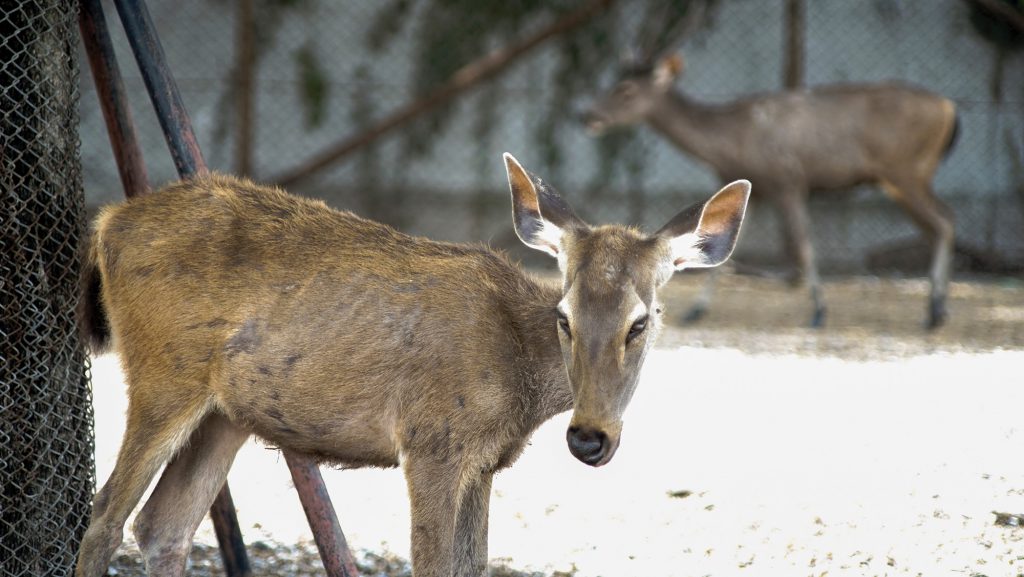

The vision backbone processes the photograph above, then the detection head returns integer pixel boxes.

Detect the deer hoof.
[681,305,707,324]
[810,307,827,329]
[927,299,948,331]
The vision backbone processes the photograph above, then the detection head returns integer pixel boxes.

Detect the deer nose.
[578,110,607,135]
[566,426,608,466]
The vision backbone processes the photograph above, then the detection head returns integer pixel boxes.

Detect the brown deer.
[75,154,749,577]
[583,54,959,329]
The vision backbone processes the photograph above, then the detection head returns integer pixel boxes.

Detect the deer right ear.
[503,153,579,258]
[657,179,750,271]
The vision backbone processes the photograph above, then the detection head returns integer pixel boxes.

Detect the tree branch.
[272,0,616,187]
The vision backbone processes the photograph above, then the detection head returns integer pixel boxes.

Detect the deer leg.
[76,393,213,577]
[881,180,955,329]
[681,268,719,323]
[776,191,826,327]
[132,412,249,576]
[404,454,461,577]
[454,471,493,577]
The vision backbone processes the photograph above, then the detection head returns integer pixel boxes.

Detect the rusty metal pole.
[284,452,361,577]
[79,0,148,198]
[111,0,205,178]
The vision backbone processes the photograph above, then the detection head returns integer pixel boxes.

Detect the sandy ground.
[92,274,1024,576]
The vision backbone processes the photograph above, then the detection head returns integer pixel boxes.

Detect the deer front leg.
[454,471,493,577]
[776,190,826,328]
[404,454,460,577]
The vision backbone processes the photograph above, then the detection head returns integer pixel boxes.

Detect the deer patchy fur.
[75,155,749,577]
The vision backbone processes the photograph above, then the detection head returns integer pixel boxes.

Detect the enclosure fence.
[0,1,93,575]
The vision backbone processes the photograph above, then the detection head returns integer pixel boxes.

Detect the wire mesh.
[0,1,93,575]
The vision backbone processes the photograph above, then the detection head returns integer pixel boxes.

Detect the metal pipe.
[112,0,205,177]
[284,451,361,577]
[78,0,149,198]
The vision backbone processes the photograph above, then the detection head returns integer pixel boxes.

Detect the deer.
[75,154,750,577]
[582,54,959,329]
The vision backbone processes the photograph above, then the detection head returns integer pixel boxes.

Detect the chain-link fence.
[78,0,1024,276]
[1,0,93,575]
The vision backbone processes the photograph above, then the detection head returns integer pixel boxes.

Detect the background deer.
[76,154,749,577]
[583,54,958,329]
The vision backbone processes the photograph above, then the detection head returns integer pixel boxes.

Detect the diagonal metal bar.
[111,0,205,179]
[79,0,149,198]
[285,452,361,577]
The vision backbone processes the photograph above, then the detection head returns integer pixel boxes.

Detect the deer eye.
[626,315,648,344]
[556,310,571,338]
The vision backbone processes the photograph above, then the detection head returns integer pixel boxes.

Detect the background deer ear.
[657,179,750,270]
[653,54,684,89]
[503,153,579,257]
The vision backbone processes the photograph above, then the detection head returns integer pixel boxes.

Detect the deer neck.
[647,89,734,172]
[507,277,574,429]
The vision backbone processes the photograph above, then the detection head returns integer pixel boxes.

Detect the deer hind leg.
[76,387,213,577]
[880,178,955,329]
[132,411,249,575]
[454,471,493,577]
[776,190,826,328]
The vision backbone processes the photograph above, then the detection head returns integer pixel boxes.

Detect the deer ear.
[657,179,750,270]
[503,153,579,257]
[653,54,684,88]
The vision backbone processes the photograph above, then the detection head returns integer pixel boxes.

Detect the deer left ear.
[657,179,750,270]
[503,153,580,257]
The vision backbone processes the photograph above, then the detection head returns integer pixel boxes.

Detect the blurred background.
[79,0,1024,276]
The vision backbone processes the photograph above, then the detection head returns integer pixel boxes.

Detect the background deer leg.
[132,412,249,576]
[454,471,493,577]
[76,392,212,577]
[776,189,826,327]
[681,268,719,323]
[880,179,955,329]
[404,455,460,577]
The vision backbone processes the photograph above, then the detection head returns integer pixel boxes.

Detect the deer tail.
[78,232,111,354]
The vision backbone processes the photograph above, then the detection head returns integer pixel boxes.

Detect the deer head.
[583,0,706,135]
[582,54,685,135]
[503,153,749,466]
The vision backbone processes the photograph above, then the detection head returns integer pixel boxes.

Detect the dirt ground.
[98,272,1024,577]
[656,271,1024,357]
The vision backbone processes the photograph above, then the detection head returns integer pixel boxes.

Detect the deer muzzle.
[566,423,622,467]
